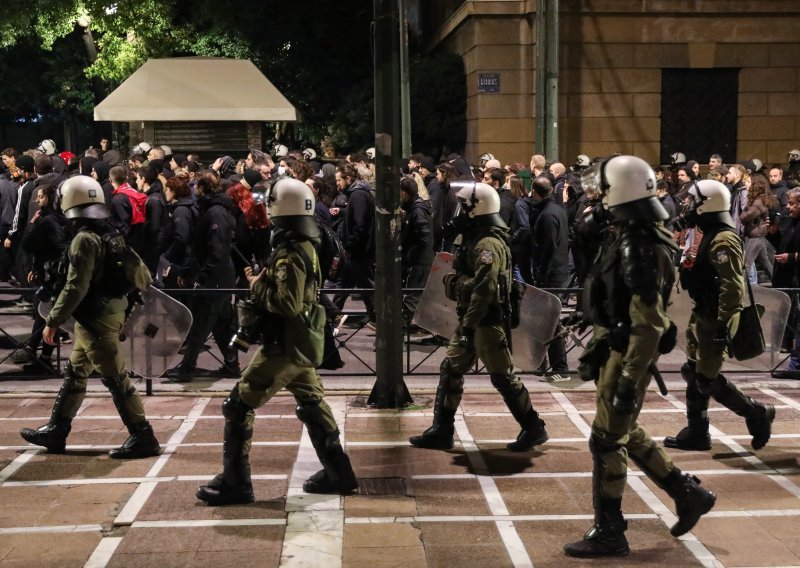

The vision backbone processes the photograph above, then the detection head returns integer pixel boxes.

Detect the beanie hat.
[242,169,262,190]
[420,156,436,173]
[172,153,188,167]
[16,155,35,173]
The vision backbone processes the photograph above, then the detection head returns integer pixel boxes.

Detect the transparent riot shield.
[40,288,193,377]
[413,252,562,371]
[121,288,193,378]
[668,275,790,372]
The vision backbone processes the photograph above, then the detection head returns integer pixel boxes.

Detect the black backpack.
[316,223,345,282]
[96,229,152,297]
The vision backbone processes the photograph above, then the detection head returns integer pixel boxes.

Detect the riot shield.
[120,287,193,378]
[668,275,790,372]
[40,288,193,377]
[413,252,562,371]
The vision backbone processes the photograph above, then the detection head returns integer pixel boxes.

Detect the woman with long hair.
[741,172,778,283]
[226,181,270,281]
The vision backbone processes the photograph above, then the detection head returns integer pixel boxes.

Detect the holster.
[578,336,611,382]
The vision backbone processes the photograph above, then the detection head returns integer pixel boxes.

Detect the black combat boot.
[746,403,776,450]
[302,442,359,494]
[710,373,776,450]
[409,386,456,450]
[20,371,75,453]
[662,468,716,536]
[295,399,358,494]
[109,421,161,459]
[197,389,255,505]
[494,376,548,452]
[563,498,629,558]
[665,362,712,451]
[506,408,548,452]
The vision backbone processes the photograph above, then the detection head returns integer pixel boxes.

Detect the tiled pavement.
[2,384,800,567]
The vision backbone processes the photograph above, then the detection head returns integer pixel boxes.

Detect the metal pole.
[544,0,560,162]
[369,0,413,408]
[399,0,413,158]
[534,0,546,156]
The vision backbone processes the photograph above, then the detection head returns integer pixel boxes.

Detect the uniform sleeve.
[460,239,502,329]
[46,233,99,327]
[710,235,744,325]
[251,250,306,318]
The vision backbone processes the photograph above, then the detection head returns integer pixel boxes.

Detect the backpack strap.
[287,241,322,289]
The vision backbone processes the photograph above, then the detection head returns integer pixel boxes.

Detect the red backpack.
[113,183,147,225]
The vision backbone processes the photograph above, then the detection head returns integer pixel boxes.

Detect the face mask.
[277,166,286,176]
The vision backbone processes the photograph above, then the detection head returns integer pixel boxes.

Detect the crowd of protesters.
[2,137,800,376]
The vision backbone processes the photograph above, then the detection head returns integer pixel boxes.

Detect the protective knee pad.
[100,375,125,394]
[296,398,340,447]
[695,372,726,397]
[680,361,696,384]
[222,388,252,423]
[489,373,516,398]
[439,359,464,394]
[589,434,623,457]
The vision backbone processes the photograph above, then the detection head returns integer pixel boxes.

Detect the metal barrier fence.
[0,285,795,391]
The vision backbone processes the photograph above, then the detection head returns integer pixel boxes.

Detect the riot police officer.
[19,176,160,459]
[409,182,548,452]
[196,178,358,506]
[664,180,775,451]
[564,156,715,558]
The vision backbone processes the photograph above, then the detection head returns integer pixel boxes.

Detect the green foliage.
[0,0,467,159]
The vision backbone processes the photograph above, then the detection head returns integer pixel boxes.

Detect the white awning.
[94,57,297,122]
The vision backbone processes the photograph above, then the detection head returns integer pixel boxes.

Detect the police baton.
[649,363,668,396]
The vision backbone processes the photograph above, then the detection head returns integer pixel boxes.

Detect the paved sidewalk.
[2,380,800,567]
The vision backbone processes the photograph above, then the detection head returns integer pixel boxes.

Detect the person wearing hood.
[165,170,238,381]
[399,175,434,331]
[409,181,549,453]
[91,160,114,205]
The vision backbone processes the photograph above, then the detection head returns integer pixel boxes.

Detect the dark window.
[660,68,739,165]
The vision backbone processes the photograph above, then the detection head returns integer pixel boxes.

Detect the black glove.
[457,327,475,352]
[612,379,637,415]
[712,323,729,350]
[658,321,678,354]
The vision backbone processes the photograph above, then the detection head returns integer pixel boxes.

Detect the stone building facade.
[420,0,800,167]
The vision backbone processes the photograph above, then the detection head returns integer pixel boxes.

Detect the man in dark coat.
[399,176,434,330]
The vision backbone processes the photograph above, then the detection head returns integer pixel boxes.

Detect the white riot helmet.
[273,143,288,158]
[266,177,319,239]
[582,155,667,222]
[682,179,734,229]
[59,176,108,220]
[131,142,152,157]
[752,158,763,172]
[789,149,800,162]
[365,147,376,160]
[302,147,317,160]
[479,152,495,167]
[576,154,591,168]
[670,152,687,165]
[444,181,506,238]
[38,139,56,155]
[159,145,172,156]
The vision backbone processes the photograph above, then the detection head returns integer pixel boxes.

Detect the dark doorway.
[660,68,739,165]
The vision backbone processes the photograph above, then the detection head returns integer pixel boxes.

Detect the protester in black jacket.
[162,175,197,289]
[136,165,171,275]
[333,163,376,322]
[530,177,570,380]
[91,160,114,205]
[399,176,433,329]
[166,170,238,381]
[18,182,67,372]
